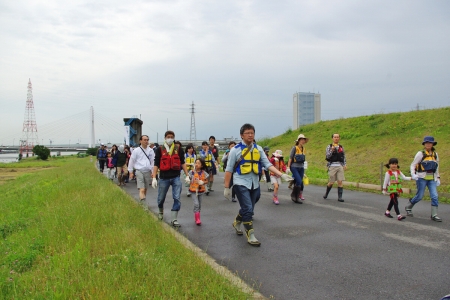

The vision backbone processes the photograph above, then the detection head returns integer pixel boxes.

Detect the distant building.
[293,92,321,130]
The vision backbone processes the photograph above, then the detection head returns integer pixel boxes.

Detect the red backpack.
[160,146,181,171]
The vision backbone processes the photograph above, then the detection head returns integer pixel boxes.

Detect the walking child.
[106,152,115,180]
[269,150,287,205]
[188,158,209,225]
[382,158,411,220]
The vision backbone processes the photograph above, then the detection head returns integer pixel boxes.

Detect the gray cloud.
[1,0,449,145]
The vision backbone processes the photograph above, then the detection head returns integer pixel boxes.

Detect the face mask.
[165,138,174,145]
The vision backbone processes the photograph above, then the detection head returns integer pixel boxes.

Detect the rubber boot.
[291,186,298,202]
[405,199,415,217]
[232,214,243,235]
[291,186,302,203]
[266,181,272,192]
[243,221,261,246]
[209,181,214,192]
[338,187,344,202]
[171,211,181,227]
[431,206,442,222]
[158,207,164,220]
[194,212,202,225]
[205,182,210,196]
[323,186,332,199]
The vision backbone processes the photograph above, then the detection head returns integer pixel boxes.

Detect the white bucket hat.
[295,134,309,143]
[272,150,283,157]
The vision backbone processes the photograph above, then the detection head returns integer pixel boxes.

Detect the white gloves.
[436,178,441,186]
[411,174,418,180]
[185,176,191,184]
[224,188,231,200]
[261,176,266,182]
[281,174,293,182]
[382,190,387,195]
[286,168,290,174]
[304,161,308,170]
[198,180,204,185]
[152,178,158,189]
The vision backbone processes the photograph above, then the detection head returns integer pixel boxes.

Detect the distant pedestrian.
[262,147,274,192]
[287,134,309,203]
[382,158,411,220]
[185,143,196,197]
[208,136,220,192]
[323,133,347,202]
[113,145,129,186]
[96,143,108,173]
[152,130,190,227]
[224,123,293,247]
[106,151,115,180]
[188,157,209,225]
[128,135,155,203]
[199,141,218,195]
[222,141,237,201]
[269,150,287,205]
[405,136,442,221]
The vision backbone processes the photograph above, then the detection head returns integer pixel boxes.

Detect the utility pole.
[189,101,196,143]
[90,106,95,148]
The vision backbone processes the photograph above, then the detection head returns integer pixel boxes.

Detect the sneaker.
[385,212,393,218]
[171,219,181,227]
[431,215,442,222]
[397,215,406,221]
[273,196,279,205]
[231,197,237,202]
[186,193,191,197]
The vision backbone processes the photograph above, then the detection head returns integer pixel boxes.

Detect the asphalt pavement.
[113,171,450,300]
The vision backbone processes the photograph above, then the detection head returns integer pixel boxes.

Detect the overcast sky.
[1,0,449,146]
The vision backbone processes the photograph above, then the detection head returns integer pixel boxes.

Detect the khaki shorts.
[136,170,151,189]
[328,165,345,182]
[116,165,128,176]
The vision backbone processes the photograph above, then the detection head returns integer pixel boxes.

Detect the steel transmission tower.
[20,79,38,157]
[189,101,196,143]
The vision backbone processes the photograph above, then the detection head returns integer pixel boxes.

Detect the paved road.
[116,172,450,300]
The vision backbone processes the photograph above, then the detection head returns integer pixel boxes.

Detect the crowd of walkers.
[96,126,443,247]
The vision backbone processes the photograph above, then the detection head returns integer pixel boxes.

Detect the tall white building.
[293,92,321,130]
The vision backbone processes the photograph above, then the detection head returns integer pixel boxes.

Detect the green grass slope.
[259,107,450,195]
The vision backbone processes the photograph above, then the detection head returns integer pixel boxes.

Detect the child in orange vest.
[382,158,411,220]
[269,150,287,205]
[188,157,209,225]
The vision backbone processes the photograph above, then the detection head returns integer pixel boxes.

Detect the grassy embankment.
[258,107,450,202]
[0,156,252,299]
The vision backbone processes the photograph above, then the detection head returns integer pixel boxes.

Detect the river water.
[0,152,82,163]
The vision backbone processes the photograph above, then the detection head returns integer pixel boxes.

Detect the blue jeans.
[234,185,261,222]
[410,178,439,207]
[291,166,304,190]
[157,176,182,211]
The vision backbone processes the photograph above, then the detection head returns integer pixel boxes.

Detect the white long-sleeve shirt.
[128,146,154,173]
[410,150,440,180]
[382,170,411,190]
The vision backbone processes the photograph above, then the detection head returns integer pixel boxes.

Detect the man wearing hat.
[323,133,347,202]
[96,143,108,173]
[405,136,442,222]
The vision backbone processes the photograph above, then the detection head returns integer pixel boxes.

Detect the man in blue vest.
[96,143,108,173]
[224,123,293,246]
